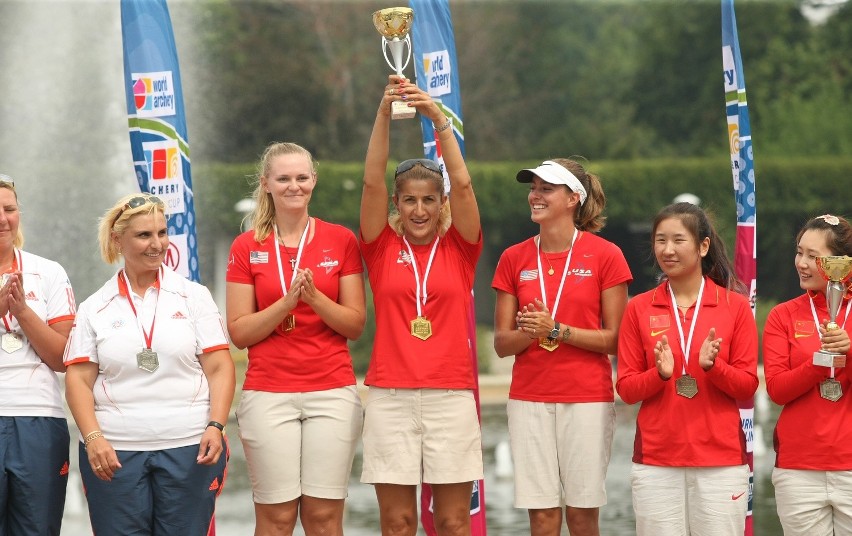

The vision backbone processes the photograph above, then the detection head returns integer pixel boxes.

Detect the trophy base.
[391,100,416,120]
[813,350,847,368]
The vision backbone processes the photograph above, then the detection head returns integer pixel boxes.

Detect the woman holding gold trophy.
[359,74,483,536]
[763,214,852,535]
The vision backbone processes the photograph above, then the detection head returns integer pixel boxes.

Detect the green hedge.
[196,157,852,372]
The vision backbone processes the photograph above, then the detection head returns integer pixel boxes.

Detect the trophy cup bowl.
[813,255,852,368]
[372,7,416,120]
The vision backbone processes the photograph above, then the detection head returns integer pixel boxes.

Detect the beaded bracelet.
[435,118,452,133]
[84,430,103,447]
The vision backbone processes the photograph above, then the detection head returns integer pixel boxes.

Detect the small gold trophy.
[372,7,416,120]
[812,255,852,369]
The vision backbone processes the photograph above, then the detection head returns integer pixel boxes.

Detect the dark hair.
[796,214,852,256]
[652,202,747,295]
[548,158,606,232]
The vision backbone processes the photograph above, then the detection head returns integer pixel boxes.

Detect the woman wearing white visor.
[492,159,632,536]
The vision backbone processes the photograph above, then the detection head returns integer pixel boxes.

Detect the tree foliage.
[170,1,852,163]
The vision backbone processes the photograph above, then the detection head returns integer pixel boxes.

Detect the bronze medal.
[137,348,159,373]
[410,316,433,340]
[538,337,559,352]
[820,378,843,402]
[1,332,22,353]
[282,314,296,332]
[675,374,698,398]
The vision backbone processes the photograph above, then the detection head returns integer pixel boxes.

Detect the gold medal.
[137,348,159,373]
[538,337,559,352]
[1,332,23,353]
[282,314,296,332]
[675,374,698,398]
[410,316,433,340]
[820,378,843,402]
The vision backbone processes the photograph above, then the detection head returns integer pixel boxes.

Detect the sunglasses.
[0,174,14,186]
[394,158,442,178]
[113,195,165,226]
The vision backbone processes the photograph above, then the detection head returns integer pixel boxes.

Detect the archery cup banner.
[121,0,199,281]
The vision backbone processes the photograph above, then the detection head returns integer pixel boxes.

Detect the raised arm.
[360,76,397,243]
[395,80,480,243]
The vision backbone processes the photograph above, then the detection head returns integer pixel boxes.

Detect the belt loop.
[390,388,396,395]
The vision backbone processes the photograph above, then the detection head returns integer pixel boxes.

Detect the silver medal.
[1,332,23,353]
[819,378,843,402]
[136,348,159,372]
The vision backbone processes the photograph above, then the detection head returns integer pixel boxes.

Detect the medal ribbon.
[808,295,852,379]
[1,249,21,334]
[668,277,705,376]
[402,234,440,318]
[273,219,310,296]
[120,269,160,351]
[536,229,578,320]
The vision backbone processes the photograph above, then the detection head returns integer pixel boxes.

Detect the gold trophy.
[812,255,852,368]
[372,7,416,120]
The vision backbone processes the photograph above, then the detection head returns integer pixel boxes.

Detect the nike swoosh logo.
[651,329,669,337]
[731,492,746,500]
[583,254,593,257]
[794,333,811,338]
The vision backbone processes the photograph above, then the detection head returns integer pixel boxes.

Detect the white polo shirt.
[0,249,76,418]
[64,266,230,451]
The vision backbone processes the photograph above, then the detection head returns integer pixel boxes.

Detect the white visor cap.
[516,160,587,206]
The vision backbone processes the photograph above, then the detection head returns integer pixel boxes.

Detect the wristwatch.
[548,321,560,340]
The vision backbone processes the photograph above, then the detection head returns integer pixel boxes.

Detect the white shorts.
[772,467,852,536]
[507,400,615,509]
[631,463,749,536]
[360,387,484,485]
[236,386,363,503]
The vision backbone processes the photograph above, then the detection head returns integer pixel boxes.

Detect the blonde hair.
[98,193,166,264]
[249,142,317,243]
[389,163,451,236]
[0,182,24,249]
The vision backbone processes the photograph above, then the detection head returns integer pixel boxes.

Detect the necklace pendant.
[547,268,555,276]
[289,258,296,270]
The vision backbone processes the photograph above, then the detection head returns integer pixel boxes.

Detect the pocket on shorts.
[365,387,397,406]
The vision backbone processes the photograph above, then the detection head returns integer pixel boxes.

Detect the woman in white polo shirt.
[65,193,235,536]
[0,174,76,535]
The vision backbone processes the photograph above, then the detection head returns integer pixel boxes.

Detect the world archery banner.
[722,1,757,534]
[121,0,199,282]
[409,1,486,535]
[410,0,465,196]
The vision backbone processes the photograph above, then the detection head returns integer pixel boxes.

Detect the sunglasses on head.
[124,195,163,211]
[0,174,14,186]
[394,158,442,178]
[113,195,165,226]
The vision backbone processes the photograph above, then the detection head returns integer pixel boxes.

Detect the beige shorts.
[360,387,484,485]
[236,386,363,503]
[507,399,615,509]
[631,463,749,536]
[773,467,852,536]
